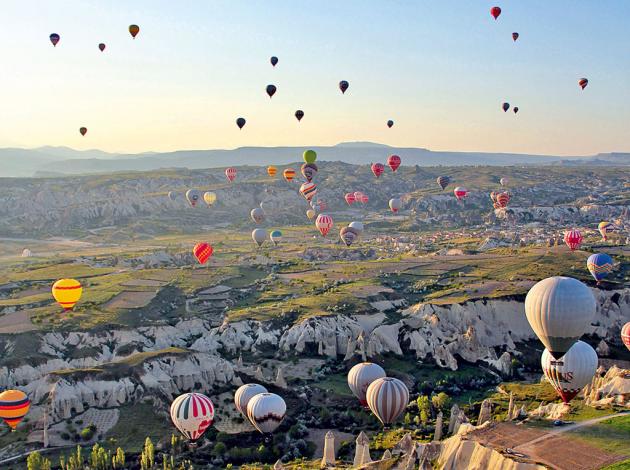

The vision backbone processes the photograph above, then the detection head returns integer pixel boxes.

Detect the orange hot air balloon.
[283,168,296,182]
[193,243,213,264]
[129,24,140,39]
[0,390,30,431]
[490,6,501,20]
[267,166,277,177]
[52,278,82,311]
[79,127,87,136]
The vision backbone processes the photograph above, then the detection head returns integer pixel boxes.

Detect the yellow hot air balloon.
[52,279,82,311]
[203,191,217,207]
[0,389,30,431]
[267,166,277,177]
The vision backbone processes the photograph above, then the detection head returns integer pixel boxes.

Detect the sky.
[1,0,629,155]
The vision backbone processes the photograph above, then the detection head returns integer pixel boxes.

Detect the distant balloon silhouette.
[295,110,304,122]
[49,33,60,47]
[502,102,510,112]
[339,80,349,94]
[98,43,106,52]
[79,127,87,136]
[579,78,589,90]
[266,84,277,98]
[513,107,519,114]
[512,32,519,41]
[490,6,501,20]
[236,117,246,129]
[270,56,278,67]
[387,120,394,128]
[129,25,140,39]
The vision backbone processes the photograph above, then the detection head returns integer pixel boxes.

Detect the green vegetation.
[568,415,630,454]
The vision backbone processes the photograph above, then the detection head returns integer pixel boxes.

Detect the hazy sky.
[1,1,628,155]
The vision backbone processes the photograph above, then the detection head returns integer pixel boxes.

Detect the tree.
[420,409,430,424]
[403,412,411,425]
[141,437,155,470]
[417,395,431,415]
[212,442,227,457]
[90,443,110,470]
[112,447,126,469]
[431,392,452,412]
[27,452,51,470]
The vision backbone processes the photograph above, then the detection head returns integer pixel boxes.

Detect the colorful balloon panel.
[52,278,82,311]
[366,377,409,425]
[170,393,214,441]
[0,390,30,430]
[193,243,213,264]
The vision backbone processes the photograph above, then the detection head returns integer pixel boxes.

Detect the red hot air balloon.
[129,25,140,39]
[371,163,385,178]
[454,187,468,201]
[315,214,334,237]
[563,230,583,251]
[502,102,510,112]
[79,127,87,136]
[345,193,356,205]
[49,34,60,47]
[387,120,394,128]
[578,78,589,90]
[339,80,349,94]
[495,192,510,208]
[490,6,502,20]
[266,84,277,98]
[236,117,246,129]
[360,193,369,204]
[295,110,304,122]
[225,167,237,182]
[98,43,106,52]
[270,56,278,67]
[193,243,213,264]
[512,32,519,41]
[387,155,401,172]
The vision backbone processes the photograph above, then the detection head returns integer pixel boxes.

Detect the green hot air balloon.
[303,149,317,164]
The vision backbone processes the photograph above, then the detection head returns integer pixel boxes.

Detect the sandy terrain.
[0,310,36,334]
[103,291,157,310]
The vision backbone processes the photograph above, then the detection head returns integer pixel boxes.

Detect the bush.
[80,424,97,441]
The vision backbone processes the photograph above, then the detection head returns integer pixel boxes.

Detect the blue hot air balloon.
[587,253,613,283]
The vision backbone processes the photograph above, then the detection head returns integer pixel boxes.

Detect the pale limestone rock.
[433,412,443,442]
[506,392,514,421]
[321,431,335,468]
[596,339,610,357]
[273,460,285,470]
[354,431,372,467]
[275,367,287,389]
[477,399,492,425]
[448,404,460,434]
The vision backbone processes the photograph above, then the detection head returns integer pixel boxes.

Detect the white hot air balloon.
[247,393,286,434]
[252,228,268,247]
[185,189,201,207]
[542,340,598,404]
[500,177,508,186]
[525,277,596,359]
[251,207,265,224]
[366,377,409,426]
[348,362,386,406]
[170,393,215,441]
[349,221,364,234]
[234,384,267,420]
[388,198,402,213]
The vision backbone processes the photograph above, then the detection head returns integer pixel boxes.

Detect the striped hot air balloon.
[0,390,30,431]
[542,341,597,404]
[283,168,296,182]
[371,163,385,178]
[454,187,468,201]
[359,193,369,204]
[437,176,450,190]
[340,226,360,247]
[186,189,201,207]
[234,384,267,420]
[345,193,356,205]
[587,253,613,283]
[300,182,317,201]
[495,192,510,208]
[315,214,334,237]
[598,221,613,241]
[267,166,277,177]
[387,155,401,172]
[193,243,213,264]
[52,279,82,311]
[366,377,409,425]
[301,163,318,182]
[563,230,583,251]
[348,362,386,406]
[621,322,630,352]
[170,393,215,441]
[225,167,237,182]
[247,393,286,434]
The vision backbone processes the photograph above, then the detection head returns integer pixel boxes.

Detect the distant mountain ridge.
[1,142,628,177]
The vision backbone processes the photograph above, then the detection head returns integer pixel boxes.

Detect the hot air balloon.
[300,182,317,201]
[578,78,588,90]
[563,230,583,251]
[500,177,508,186]
[495,192,510,208]
[306,209,316,220]
[252,229,268,247]
[587,253,613,284]
[186,189,201,207]
[344,193,356,205]
[303,149,317,164]
[366,377,409,426]
[225,167,237,182]
[437,176,450,190]
[454,187,468,201]
[0,390,30,431]
[512,32,519,41]
[203,192,217,207]
[236,117,246,129]
[490,6,502,20]
[359,193,369,204]
[49,33,60,47]
[525,276,596,359]
[316,199,327,211]
[52,279,82,311]
[98,43,106,52]
[267,166,277,177]
[270,230,282,246]
[247,393,286,434]
[502,102,510,112]
[295,110,304,122]
[513,107,519,114]
[622,322,630,352]
[266,84,277,98]
[168,191,176,201]
[283,168,296,182]
[316,214,333,237]
[542,340,597,404]
[170,393,214,441]
[79,127,87,136]
[301,163,318,182]
[234,384,267,420]
[339,80,349,94]
[349,221,364,234]
[340,226,360,247]
[387,120,394,128]
[193,243,213,264]
[598,221,613,241]
[389,198,402,213]
[387,155,401,172]
[371,163,385,178]
[348,363,386,406]
[251,208,265,224]
[129,25,140,39]
[270,56,278,67]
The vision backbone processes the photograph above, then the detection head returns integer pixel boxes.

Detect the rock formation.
[477,399,492,425]
[448,404,460,434]
[321,431,335,468]
[506,392,514,421]
[433,412,443,442]
[354,431,372,467]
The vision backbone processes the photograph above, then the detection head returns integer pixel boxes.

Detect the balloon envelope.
[437,176,450,190]
[303,150,317,164]
[252,229,268,247]
[234,384,267,419]
[490,6,501,19]
[225,167,237,182]
[340,226,360,246]
[98,43,106,51]
[563,230,583,251]
[129,24,140,38]
[49,33,60,47]
[542,341,597,404]
[622,322,630,352]
[193,243,213,264]
[295,110,304,121]
[387,120,394,128]
[315,214,334,237]
[270,230,282,246]
[366,377,409,425]
[579,78,588,90]
[371,163,385,178]
[186,189,201,207]
[301,163,318,182]
[587,253,613,282]
[339,80,349,94]
[236,117,246,129]
[247,393,286,434]
[512,32,519,41]
[203,192,217,206]
[270,56,278,67]
[170,393,214,441]
[79,127,87,136]
[283,168,296,182]
[502,102,510,112]
[348,362,386,405]
[0,389,30,430]
[251,208,265,224]
[389,198,402,213]
[52,278,82,311]
[300,182,317,201]
[349,221,364,233]
[266,84,277,98]
[387,155,401,172]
